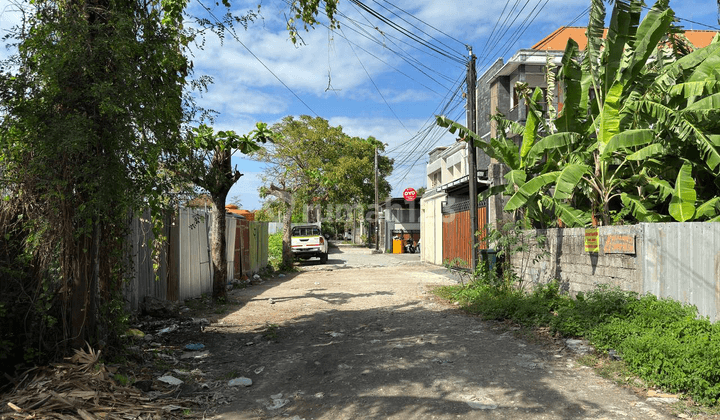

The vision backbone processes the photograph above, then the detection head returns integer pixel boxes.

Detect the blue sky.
[2,0,719,210]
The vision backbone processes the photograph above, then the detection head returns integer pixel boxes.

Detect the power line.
[339,25,412,134]
[347,0,466,64]
[338,10,461,81]
[194,0,321,117]
[334,12,460,91]
[369,0,467,55]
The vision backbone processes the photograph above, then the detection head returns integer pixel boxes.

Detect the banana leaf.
[626,143,665,161]
[553,164,589,200]
[540,195,590,227]
[505,172,560,211]
[696,197,720,220]
[621,193,669,222]
[668,162,696,222]
[526,132,581,166]
[602,129,655,158]
[504,169,527,187]
[520,88,544,166]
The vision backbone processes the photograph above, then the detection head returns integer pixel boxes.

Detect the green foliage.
[113,373,131,386]
[437,0,720,227]
[435,280,720,406]
[255,116,393,268]
[267,232,285,270]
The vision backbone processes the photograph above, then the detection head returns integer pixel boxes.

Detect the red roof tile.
[532,26,717,51]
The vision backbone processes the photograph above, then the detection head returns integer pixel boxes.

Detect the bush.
[267,232,285,271]
[435,279,720,405]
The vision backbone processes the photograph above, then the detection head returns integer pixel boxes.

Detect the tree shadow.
[178,301,632,420]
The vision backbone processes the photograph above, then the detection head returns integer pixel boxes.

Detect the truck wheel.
[320,253,328,264]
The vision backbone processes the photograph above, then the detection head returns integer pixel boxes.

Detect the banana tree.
[437,0,720,227]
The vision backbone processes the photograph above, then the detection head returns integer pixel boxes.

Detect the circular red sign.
[403,188,417,201]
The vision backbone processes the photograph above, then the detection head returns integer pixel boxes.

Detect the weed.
[113,373,131,386]
[264,323,280,340]
[221,370,239,380]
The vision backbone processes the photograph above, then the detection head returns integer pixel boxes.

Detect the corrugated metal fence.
[442,200,488,268]
[641,223,720,321]
[124,208,268,311]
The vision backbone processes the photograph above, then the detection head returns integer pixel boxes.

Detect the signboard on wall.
[604,234,636,254]
[403,188,417,202]
[584,228,599,253]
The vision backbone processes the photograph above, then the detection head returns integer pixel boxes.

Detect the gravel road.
[174,244,679,420]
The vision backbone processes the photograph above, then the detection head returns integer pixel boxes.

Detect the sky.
[1,0,719,210]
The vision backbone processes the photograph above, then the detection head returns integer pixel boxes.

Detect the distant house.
[379,197,421,252]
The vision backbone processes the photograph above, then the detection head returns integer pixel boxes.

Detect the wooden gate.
[442,200,487,268]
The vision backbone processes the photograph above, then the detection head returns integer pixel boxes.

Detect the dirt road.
[171,244,676,420]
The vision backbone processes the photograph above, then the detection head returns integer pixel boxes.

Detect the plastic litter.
[157,375,183,386]
[185,343,205,351]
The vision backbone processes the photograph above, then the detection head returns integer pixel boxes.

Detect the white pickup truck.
[291,225,328,263]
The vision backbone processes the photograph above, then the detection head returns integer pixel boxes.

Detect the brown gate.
[442,200,487,268]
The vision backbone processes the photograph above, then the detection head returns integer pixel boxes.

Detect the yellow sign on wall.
[584,228,599,253]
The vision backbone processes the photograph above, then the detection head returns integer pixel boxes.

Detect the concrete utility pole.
[374,146,380,251]
[467,48,479,270]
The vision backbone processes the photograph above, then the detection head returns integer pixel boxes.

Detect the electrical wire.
[339,25,412,134]
[194,0,321,117]
[368,0,467,56]
[347,0,466,64]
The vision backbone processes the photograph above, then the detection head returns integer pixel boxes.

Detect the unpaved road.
[168,244,678,420]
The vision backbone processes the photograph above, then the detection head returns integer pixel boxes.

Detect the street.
[175,244,675,419]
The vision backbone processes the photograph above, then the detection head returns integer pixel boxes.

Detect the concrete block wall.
[511,225,643,295]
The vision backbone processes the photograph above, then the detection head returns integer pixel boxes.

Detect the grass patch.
[434,279,720,407]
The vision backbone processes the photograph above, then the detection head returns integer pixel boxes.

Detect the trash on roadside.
[157,375,183,386]
[184,343,205,351]
[266,393,289,410]
[180,350,210,360]
[254,366,265,374]
[125,328,145,339]
[228,377,252,387]
[157,324,177,335]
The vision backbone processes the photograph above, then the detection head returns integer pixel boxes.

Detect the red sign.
[403,188,417,202]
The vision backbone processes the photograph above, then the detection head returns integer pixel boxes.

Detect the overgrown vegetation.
[436,243,720,407]
[0,0,340,381]
[437,0,720,227]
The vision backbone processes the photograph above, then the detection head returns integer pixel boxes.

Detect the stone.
[228,377,253,387]
[133,380,153,392]
[141,296,178,318]
[565,338,594,355]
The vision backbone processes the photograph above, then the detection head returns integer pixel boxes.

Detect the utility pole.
[467,48,479,270]
[374,146,380,251]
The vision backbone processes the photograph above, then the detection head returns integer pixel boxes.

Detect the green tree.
[0,0,339,361]
[255,116,392,267]
[174,124,270,300]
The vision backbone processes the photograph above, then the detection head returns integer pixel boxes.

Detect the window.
[292,227,320,236]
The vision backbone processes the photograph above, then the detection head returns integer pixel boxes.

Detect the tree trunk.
[210,195,228,301]
[281,200,294,269]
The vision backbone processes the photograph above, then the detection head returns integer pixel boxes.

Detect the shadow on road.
[189,301,628,420]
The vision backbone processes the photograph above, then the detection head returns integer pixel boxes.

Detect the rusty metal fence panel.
[442,202,488,268]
